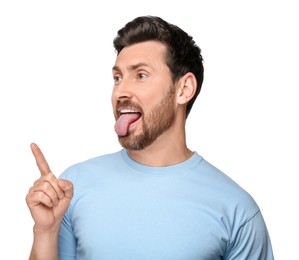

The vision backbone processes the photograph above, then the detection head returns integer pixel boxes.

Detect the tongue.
[114,113,141,136]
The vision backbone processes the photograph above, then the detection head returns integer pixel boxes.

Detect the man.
[26,16,274,259]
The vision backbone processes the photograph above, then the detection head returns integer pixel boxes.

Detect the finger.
[58,179,74,200]
[33,173,65,200]
[26,189,55,208]
[30,180,60,206]
[31,143,52,176]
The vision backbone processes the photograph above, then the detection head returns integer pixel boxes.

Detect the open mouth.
[114,109,142,136]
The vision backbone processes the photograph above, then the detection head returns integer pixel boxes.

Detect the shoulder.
[58,150,123,182]
[195,155,260,216]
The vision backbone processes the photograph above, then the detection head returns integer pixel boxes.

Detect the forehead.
[114,41,168,70]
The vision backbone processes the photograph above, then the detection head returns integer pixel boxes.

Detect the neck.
[127,123,193,167]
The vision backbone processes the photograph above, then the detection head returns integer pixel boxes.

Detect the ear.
[176,72,197,105]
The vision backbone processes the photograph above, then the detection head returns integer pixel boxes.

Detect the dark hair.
[113,16,204,118]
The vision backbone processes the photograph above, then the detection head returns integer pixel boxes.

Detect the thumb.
[58,179,74,200]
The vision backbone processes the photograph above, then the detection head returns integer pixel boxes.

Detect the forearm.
[29,226,60,260]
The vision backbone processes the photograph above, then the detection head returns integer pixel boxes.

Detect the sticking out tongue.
[114,113,141,136]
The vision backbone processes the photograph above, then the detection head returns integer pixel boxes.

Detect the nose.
[113,78,133,100]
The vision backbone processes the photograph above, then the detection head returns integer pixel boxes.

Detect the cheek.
[111,91,117,106]
[140,91,160,106]
[111,95,115,105]
[111,96,117,116]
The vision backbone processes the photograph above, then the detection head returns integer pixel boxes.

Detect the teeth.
[120,109,138,114]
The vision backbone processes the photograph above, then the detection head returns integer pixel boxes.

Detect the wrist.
[30,225,60,260]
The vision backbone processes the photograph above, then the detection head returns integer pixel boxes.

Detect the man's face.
[111,41,177,150]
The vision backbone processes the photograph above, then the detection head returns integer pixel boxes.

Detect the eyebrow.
[112,63,150,73]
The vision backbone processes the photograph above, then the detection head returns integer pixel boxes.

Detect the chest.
[71,187,228,259]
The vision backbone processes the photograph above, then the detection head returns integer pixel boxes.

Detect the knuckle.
[40,181,50,190]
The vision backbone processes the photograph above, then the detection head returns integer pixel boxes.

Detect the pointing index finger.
[30,143,52,176]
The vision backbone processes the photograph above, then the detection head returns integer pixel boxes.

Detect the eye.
[113,74,122,84]
[137,72,148,80]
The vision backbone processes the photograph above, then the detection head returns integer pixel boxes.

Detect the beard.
[118,87,176,150]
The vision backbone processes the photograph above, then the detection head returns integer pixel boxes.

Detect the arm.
[26,143,73,260]
[29,226,60,260]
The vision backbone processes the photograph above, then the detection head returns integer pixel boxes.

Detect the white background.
[1,0,298,259]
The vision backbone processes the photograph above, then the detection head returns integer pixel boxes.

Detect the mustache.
[116,100,143,112]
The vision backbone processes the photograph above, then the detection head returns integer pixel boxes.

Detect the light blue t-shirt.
[59,149,274,259]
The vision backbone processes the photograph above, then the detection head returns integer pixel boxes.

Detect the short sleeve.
[58,208,77,259]
[224,210,274,259]
[58,168,78,259]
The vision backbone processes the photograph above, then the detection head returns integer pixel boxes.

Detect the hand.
[26,143,73,232]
